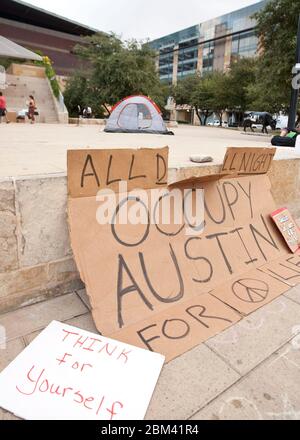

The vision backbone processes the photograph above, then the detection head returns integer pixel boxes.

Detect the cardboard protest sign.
[271,208,300,253]
[67,147,169,198]
[210,259,293,316]
[110,293,241,362]
[67,147,297,362]
[0,321,164,420]
[221,147,276,176]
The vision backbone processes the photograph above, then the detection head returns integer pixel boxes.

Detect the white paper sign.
[0,321,164,420]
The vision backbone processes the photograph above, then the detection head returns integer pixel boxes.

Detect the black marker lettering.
[106,155,122,186]
[129,155,147,181]
[111,197,150,247]
[237,181,253,218]
[185,237,213,283]
[139,244,184,303]
[156,154,168,185]
[117,254,153,328]
[229,153,237,171]
[229,227,257,265]
[240,153,252,173]
[153,193,185,237]
[206,232,233,274]
[162,319,190,340]
[137,325,159,351]
[223,182,239,221]
[204,185,226,224]
[81,154,100,188]
[250,215,279,261]
[186,305,232,328]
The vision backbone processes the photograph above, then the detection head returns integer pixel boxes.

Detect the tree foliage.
[173,57,255,125]
[249,0,300,113]
[64,33,167,117]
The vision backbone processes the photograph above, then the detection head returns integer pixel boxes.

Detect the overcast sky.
[25,0,262,41]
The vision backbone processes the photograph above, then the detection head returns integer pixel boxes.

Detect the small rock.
[190,155,213,164]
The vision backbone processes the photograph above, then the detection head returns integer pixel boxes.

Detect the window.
[231,31,258,57]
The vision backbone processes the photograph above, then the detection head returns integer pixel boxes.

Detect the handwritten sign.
[221,147,276,176]
[67,147,296,362]
[67,147,168,198]
[0,321,164,420]
[271,208,300,253]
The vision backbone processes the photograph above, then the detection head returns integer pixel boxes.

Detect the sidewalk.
[1,285,300,420]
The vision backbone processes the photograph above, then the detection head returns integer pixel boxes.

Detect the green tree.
[173,58,257,126]
[63,73,91,117]
[227,58,256,110]
[208,71,231,125]
[64,33,165,116]
[249,0,300,113]
[173,74,214,125]
[173,71,234,126]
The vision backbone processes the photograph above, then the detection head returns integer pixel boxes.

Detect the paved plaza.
[0,123,277,178]
[1,285,300,420]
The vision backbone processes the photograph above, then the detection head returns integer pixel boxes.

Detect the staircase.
[4,74,59,123]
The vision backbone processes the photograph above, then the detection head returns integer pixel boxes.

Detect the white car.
[207,120,221,126]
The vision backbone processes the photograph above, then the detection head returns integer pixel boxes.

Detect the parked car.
[207,120,221,126]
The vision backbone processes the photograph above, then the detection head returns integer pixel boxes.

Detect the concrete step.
[4,73,60,123]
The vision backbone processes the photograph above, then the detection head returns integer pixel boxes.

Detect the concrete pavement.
[0,123,279,178]
[1,286,300,420]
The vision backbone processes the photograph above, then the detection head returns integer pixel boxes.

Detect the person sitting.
[83,106,92,119]
[271,127,300,147]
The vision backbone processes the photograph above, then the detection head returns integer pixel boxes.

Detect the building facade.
[0,0,98,77]
[149,1,266,88]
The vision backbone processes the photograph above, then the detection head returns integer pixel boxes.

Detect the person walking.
[0,92,10,123]
[28,95,36,124]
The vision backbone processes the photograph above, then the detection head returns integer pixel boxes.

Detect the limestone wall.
[1,157,299,315]
[0,176,82,314]
[7,63,46,78]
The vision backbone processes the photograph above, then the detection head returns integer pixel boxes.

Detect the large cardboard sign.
[67,147,296,362]
[0,321,164,420]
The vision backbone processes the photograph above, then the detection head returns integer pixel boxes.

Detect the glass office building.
[149,1,267,84]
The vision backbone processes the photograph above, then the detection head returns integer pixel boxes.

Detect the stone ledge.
[69,118,106,125]
[0,257,83,314]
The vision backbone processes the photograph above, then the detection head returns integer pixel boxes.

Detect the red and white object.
[271,208,300,253]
